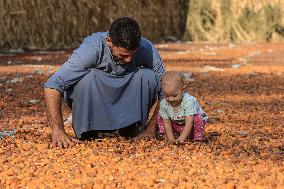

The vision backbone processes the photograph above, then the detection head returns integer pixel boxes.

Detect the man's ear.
[106,37,112,47]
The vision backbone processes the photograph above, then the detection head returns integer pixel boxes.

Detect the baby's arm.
[163,119,175,142]
[177,115,194,142]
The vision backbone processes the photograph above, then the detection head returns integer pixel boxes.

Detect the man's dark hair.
[109,17,141,51]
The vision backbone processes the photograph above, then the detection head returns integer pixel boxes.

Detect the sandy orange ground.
[0,43,283,188]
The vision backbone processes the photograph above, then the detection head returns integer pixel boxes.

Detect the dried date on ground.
[0,43,283,188]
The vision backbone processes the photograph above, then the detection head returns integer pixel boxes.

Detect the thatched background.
[0,0,188,50]
[184,0,284,42]
[0,0,284,51]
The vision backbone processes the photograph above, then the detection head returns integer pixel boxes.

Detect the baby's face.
[163,83,184,107]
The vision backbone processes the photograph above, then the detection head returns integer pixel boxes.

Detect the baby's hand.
[165,139,175,144]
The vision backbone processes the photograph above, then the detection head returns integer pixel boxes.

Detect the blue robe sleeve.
[152,44,165,100]
[43,35,100,93]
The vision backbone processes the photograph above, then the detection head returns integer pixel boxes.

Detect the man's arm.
[43,34,101,147]
[143,41,165,138]
[44,88,81,148]
[134,39,165,139]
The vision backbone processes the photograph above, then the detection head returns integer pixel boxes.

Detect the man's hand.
[44,88,82,148]
[135,101,160,140]
[52,128,82,148]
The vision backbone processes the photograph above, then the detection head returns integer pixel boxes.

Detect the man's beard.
[110,48,122,64]
[110,48,132,64]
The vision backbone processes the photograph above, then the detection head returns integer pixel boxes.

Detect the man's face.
[106,37,139,64]
[110,46,136,64]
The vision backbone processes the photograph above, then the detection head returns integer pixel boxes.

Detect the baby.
[157,71,208,142]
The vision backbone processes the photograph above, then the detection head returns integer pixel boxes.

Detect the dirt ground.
[0,42,283,188]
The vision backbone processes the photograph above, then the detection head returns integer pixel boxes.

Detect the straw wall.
[1,0,284,51]
[0,0,188,50]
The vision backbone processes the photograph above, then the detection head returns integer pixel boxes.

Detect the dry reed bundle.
[184,0,284,42]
